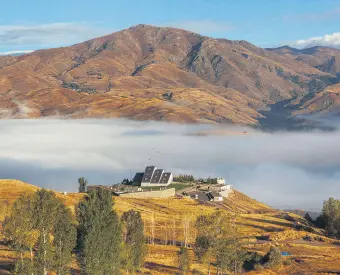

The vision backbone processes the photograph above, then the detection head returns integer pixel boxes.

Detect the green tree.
[3,194,38,274]
[304,212,313,224]
[177,247,190,274]
[194,212,248,274]
[194,211,229,274]
[121,210,147,273]
[78,177,88,193]
[323,198,340,237]
[34,190,69,275]
[53,205,77,275]
[216,237,249,274]
[3,190,76,275]
[76,188,122,275]
[194,236,213,264]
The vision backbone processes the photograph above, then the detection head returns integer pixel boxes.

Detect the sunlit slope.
[223,190,272,213]
[2,180,340,274]
[0,180,307,240]
[0,180,83,219]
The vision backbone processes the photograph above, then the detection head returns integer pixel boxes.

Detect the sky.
[2,0,340,54]
[1,119,340,211]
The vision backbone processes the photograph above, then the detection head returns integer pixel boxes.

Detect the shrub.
[263,247,282,268]
[243,251,262,271]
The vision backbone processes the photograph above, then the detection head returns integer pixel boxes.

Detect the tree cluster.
[120,178,133,185]
[3,190,76,275]
[194,211,249,274]
[173,174,195,183]
[311,197,340,238]
[197,177,218,185]
[3,188,146,275]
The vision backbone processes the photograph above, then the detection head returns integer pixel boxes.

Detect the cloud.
[283,8,340,22]
[288,32,340,49]
[0,50,34,56]
[162,20,232,34]
[0,22,109,50]
[0,119,339,211]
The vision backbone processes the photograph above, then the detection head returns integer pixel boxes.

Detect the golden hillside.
[294,83,340,115]
[1,25,340,124]
[1,180,340,274]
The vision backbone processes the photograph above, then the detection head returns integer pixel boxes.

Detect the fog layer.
[1,119,339,211]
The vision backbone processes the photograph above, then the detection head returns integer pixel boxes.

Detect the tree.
[178,247,190,274]
[194,212,249,274]
[216,238,249,274]
[121,210,147,273]
[315,215,326,228]
[78,177,88,193]
[304,212,313,223]
[76,188,122,275]
[194,236,213,264]
[3,194,38,274]
[34,190,63,275]
[53,205,77,275]
[3,189,76,275]
[322,198,340,237]
[182,214,193,247]
[194,211,229,274]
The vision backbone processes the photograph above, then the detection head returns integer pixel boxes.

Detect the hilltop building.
[134,166,173,187]
[216,177,225,184]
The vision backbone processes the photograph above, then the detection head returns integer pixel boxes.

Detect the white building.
[216,177,225,184]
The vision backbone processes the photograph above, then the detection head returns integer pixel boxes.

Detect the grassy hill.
[0,179,340,274]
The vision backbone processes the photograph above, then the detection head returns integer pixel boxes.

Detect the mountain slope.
[1,25,340,124]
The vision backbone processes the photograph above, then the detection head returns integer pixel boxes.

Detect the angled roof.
[151,169,164,183]
[142,166,156,182]
[159,172,172,184]
[133,172,144,183]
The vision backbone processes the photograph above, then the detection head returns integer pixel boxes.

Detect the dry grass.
[1,180,340,274]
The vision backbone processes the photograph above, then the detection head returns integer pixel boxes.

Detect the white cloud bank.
[0,50,34,56]
[0,119,339,211]
[290,32,340,49]
[0,22,109,51]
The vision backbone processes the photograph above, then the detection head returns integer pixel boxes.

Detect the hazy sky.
[0,119,339,211]
[2,0,340,54]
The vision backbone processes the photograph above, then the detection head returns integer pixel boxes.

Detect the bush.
[263,247,282,268]
[243,251,262,271]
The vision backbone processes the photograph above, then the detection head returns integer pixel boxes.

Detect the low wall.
[119,188,175,198]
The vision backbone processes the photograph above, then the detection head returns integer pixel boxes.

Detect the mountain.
[294,83,340,116]
[1,25,340,125]
[267,45,340,75]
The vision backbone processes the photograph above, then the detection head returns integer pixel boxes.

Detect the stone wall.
[119,188,175,198]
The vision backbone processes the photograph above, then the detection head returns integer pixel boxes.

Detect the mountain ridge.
[1,24,340,125]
